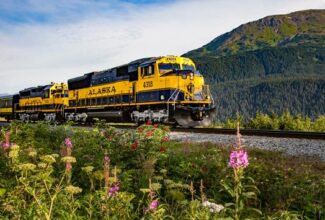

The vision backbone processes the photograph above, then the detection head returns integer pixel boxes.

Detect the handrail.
[167,89,181,112]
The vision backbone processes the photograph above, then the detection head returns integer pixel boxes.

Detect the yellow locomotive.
[15,83,69,122]
[0,56,214,127]
[0,95,14,121]
[66,56,214,127]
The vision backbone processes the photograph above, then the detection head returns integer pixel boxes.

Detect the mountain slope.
[187,9,325,58]
[184,9,325,121]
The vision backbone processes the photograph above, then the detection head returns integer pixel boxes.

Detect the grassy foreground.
[0,121,324,219]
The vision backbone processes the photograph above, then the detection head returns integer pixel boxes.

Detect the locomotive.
[0,56,215,127]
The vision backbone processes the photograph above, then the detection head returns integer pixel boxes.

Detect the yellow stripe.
[65,99,211,110]
[0,108,12,113]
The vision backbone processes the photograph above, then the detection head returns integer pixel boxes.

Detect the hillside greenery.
[215,111,325,132]
[184,10,325,121]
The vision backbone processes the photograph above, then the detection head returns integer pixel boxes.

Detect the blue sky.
[0,0,175,25]
[0,0,324,93]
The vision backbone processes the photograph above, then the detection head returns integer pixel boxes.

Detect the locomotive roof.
[69,56,187,80]
[19,85,50,93]
[0,95,13,99]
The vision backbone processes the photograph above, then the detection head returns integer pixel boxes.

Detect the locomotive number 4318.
[143,81,153,87]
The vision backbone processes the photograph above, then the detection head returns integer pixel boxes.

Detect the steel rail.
[171,127,325,140]
[1,122,324,140]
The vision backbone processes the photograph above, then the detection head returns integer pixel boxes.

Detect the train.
[0,55,215,127]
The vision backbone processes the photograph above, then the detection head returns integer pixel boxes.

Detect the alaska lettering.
[88,86,116,96]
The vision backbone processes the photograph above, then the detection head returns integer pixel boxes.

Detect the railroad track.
[171,127,325,140]
[1,122,324,140]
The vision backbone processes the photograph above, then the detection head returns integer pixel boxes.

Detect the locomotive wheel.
[174,111,213,128]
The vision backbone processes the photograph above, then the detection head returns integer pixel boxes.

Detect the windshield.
[159,63,180,74]
[182,64,195,72]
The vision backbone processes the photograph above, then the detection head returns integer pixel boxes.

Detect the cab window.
[159,63,180,74]
[142,65,154,77]
[182,64,195,72]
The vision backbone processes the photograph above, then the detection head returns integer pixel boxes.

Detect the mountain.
[184,9,325,121]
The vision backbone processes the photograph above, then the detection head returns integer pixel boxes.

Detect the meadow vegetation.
[0,121,324,219]
[217,111,325,132]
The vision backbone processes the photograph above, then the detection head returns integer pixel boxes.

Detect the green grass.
[0,122,324,219]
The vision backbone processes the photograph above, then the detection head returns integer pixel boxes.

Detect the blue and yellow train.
[0,56,214,127]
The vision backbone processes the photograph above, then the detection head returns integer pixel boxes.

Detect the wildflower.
[131,141,138,150]
[51,153,59,158]
[202,201,224,213]
[61,156,77,163]
[147,199,158,212]
[38,162,48,169]
[8,146,19,159]
[10,144,19,150]
[162,136,169,142]
[146,130,153,138]
[2,142,10,150]
[104,155,110,164]
[108,182,120,197]
[82,166,94,174]
[159,147,166,152]
[146,120,152,125]
[153,124,158,128]
[94,170,104,181]
[18,163,36,172]
[62,156,76,172]
[65,185,82,195]
[228,149,249,169]
[138,127,143,133]
[5,131,10,145]
[28,151,37,157]
[103,153,110,188]
[66,163,72,172]
[64,138,73,148]
[40,155,56,164]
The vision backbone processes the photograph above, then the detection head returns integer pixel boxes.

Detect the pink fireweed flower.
[108,182,119,197]
[66,162,72,172]
[64,138,73,148]
[5,131,10,145]
[103,154,110,189]
[228,149,249,169]
[147,199,159,212]
[104,155,110,164]
[1,142,10,150]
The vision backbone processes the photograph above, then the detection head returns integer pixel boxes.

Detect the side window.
[44,90,50,98]
[142,65,154,77]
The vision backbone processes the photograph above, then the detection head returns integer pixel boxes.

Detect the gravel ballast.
[170,131,325,161]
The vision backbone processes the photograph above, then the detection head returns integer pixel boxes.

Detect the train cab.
[0,95,13,121]
[16,83,69,121]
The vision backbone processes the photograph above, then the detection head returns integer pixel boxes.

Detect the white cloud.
[0,0,324,93]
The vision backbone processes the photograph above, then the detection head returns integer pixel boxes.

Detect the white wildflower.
[202,201,224,213]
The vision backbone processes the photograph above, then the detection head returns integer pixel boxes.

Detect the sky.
[0,0,324,94]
